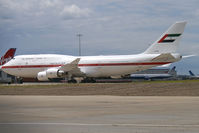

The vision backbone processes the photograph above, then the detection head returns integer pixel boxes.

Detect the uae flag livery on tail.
[144,21,186,54]
[158,34,181,43]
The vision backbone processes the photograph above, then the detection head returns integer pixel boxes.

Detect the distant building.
[0,70,17,83]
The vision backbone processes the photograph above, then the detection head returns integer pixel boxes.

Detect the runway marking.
[0,123,199,127]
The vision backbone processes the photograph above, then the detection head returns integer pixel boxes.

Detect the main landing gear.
[67,77,96,83]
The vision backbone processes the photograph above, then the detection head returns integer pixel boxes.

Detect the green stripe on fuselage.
[167,34,181,37]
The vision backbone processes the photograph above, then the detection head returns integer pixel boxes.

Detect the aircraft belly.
[3,68,45,78]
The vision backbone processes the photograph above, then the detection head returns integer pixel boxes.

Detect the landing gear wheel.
[68,79,77,83]
[17,77,23,84]
[81,78,96,83]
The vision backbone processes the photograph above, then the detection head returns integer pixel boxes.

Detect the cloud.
[0,0,92,20]
[39,0,55,8]
[194,9,199,17]
[60,4,91,19]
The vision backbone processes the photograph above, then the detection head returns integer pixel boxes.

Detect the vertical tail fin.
[144,21,187,54]
[189,70,195,76]
[0,48,16,65]
[169,66,176,72]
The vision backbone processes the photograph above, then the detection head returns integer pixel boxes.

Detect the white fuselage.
[1,53,180,78]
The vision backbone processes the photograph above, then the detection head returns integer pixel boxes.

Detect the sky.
[0,0,199,75]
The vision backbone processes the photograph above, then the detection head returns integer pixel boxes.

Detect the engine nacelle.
[37,71,49,81]
[37,69,65,81]
[46,68,65,78]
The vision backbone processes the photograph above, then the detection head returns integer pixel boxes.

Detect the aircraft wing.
[59,58,81,72]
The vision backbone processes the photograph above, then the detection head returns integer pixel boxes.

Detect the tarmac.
[0,96,199,133]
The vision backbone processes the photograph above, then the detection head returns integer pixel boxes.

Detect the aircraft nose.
[1,65,5,70]
[1,65,10,74]
[1,63,9,71]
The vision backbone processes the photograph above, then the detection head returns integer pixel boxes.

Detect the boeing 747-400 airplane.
[1,22,186,82]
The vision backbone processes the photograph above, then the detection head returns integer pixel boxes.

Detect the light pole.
[77,34,83,56]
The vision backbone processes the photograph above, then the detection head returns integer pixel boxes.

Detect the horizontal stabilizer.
[182,54,197,59]
[151,53,176,62]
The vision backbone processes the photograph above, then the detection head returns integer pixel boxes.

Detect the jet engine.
[37,71,49,81]
[37,68,65,81]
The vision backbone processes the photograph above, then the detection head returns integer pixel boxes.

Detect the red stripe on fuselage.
[78,62,170,66]
[2,64,62,69]
[2,62,171,69]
